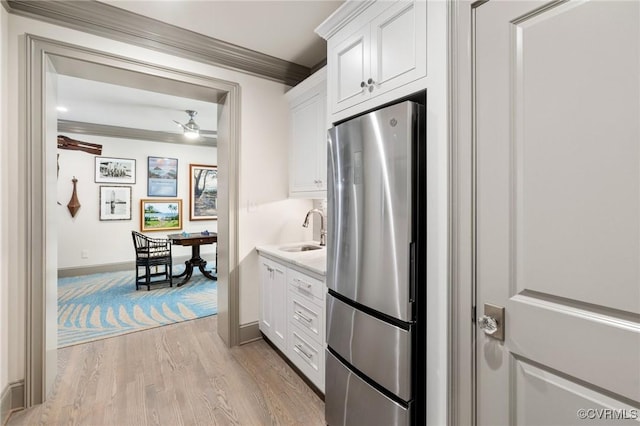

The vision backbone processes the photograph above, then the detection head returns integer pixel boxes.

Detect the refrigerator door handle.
[409,242,416,303]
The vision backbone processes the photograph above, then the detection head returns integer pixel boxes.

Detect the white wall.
[0,4,9,397]
[57,135,218,269]
[5,13,313,385]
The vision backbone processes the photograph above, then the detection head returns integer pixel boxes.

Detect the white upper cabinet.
[286,67,327,198]
[317,0,427,121]
[332,23,371,110]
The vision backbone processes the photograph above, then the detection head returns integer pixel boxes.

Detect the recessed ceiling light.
[56,106,68,113]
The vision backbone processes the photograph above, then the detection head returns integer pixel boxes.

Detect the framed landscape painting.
[95,157,136,184]
[140,199,182,231]
[99,186,132,221]
[189,164,218,220]
[147,156,178,197]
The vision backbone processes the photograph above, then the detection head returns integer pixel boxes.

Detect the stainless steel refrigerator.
[325,100,426,426]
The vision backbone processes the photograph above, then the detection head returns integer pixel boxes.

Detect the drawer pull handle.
[295,344,313,359]
[294,278,312,291]
[295,310,313,323]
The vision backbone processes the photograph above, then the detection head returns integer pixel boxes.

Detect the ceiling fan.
[173,110,217,140]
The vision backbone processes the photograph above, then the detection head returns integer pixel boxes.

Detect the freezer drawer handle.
[294,310,313,323]
[294,344,313,359]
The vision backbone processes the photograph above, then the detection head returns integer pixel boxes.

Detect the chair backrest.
[131,230,171,258]
[132,230,149,252]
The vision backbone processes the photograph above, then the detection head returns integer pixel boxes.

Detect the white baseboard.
[239,321,261,344]
[1,381,24,426]
[58,256,193,278]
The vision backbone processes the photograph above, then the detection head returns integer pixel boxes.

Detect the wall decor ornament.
[67,176,81,217]
[189,164,218,220]
[148,156,178,197]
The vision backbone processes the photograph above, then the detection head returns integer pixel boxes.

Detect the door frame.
[23,34,241,406]
[449,0,483,424]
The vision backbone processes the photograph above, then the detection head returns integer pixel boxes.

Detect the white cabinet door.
[288,67,327,198]
[475,1,640,424]
[330,23,371,112]
[259,257,287,351]
[369,0,426,97]
[289,91,326,194]
[325,0,427,116]
[259,257,274,338]
[270,261,287,350]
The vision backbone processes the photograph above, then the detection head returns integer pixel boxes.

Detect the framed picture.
[140,199,182,232]
[147,156,178,197]
[95,157,136,184]
[189,164,218,220]
[99,186,132,221]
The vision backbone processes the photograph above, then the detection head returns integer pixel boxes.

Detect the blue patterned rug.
[58,268,217,348]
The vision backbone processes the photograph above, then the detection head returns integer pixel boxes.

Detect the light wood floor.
[8,316,325,425]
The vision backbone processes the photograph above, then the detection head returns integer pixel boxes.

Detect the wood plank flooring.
[8,316,325,425]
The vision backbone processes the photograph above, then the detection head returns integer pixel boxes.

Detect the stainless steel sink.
[279,244,323,252]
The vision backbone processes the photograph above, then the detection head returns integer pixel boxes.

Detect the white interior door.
[475,1,640,425]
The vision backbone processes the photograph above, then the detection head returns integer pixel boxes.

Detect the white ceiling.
[100,0,343,68]
[57,74,218,134]
[58,1,342,137]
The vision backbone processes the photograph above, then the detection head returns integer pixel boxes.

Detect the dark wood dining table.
[167,232,217,286]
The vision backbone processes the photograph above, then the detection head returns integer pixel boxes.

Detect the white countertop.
[255,241,327,276]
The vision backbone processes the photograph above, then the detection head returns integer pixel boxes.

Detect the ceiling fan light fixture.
[180,110,200,139]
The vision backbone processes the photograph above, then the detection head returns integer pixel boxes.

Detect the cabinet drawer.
[288,324,323,389]
[288,291,322,344]
[287,268,324,301]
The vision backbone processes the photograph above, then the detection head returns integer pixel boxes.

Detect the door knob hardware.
[478,315,498,334]
[366,78,379,92]
[478,303,505,341]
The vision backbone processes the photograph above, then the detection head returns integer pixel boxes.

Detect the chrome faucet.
[302,208,326,246]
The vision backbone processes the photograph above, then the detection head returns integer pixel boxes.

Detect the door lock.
[478,303,505,341]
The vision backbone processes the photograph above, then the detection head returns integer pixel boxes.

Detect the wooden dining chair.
[131,230,173,290]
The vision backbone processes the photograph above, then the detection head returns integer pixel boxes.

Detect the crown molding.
[58,119,217,147]
[6,0,310,86]
[315,0,374,40]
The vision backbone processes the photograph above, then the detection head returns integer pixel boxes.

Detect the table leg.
[198,264,217,280]
[173,261,190,278]
[175,244,217,286]
[174,262,194,287]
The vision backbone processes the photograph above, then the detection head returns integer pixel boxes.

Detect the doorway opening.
[24,35,241,406]
[55,74,220,348]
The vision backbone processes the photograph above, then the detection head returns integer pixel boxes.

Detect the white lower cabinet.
[286,269,325,390]
[258,256,287,352]
[258,255,325,392]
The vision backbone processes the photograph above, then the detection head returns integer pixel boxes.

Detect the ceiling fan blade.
[199,129,218,136]
[173,120,186,130]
